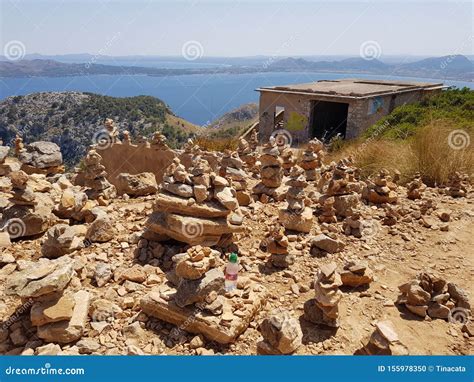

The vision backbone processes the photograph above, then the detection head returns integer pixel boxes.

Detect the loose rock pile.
[397,273,471,321]
[6,256,90,344]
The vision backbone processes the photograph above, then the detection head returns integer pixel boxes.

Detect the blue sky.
[1,0,472,57]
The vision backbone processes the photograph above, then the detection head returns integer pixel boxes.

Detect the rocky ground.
[0,139,472,356]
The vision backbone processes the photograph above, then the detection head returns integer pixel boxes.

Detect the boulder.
[116,172,158,196]
[258,309,302,354]
[41,224,86,258]
[19,141,63,169]
[85,208,116,243]
[278,207,313,233]
[310,234,345,254]
[54,188,88,220]
[174,268,225,307]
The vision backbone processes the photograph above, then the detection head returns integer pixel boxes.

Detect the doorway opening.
[310,100,348,142]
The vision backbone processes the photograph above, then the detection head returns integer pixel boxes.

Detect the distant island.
[0,54,472,81]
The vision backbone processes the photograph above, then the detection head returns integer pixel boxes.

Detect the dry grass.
[328,120,473,186]
[411,121,473,186]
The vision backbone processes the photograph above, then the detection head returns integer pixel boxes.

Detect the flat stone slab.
[141,284,267,344]
[153,192,230,218]
[146,211,243,246]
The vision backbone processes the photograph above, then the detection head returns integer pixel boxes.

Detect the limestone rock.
[5,256,75,298]
[85,208,117,243]
[41,224,86,258]
[259,309,302,354]
[116,172,158,196]
[31,294,75,326]
[310,234,344,254]
[174,268,225,307]
[37,290,90,344]
[19,141,63,169]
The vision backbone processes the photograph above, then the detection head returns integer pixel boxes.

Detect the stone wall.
[75,143,219,189]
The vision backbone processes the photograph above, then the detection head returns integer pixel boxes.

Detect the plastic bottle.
[225,252,239,292]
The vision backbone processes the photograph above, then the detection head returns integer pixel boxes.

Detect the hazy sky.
[1,0,473,57]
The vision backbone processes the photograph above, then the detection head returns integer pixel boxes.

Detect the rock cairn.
[363,169,398,204]
[237,137,256,170]
[340,261,373,287]
[257,309,303,355]
[1,170,53,238]
[280,147,296,176]
[141,245,267,344]
[324,160,362,217]
[278,165,313,233]
[253,138,283,201]
[14,135,24,156]
[406,173,426,200]
[0,144,11,177]
[5,256,90,344]
[9,170,35,206]
[445,172,469,197]
[145,156,243,246]
[397,273,470,321]
[172,246,225,307]
[150,132,171,151]
[122,131,132,145]
[299,138,324,181]
[356,320,408,355]
[249,129,258,150]
[83,150,117,204]
[219,150,251,206]
[19,141,64,175]
[265,225,294,268]
[318,196,337,224]
[104,118,119,144]
[342,210,364,237]
[304,262,342,328]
